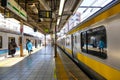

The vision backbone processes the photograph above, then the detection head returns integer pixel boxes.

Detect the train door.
[71,34,74,58]
[8,37,15,43]
[8,37,15,52]
[73,32,80,60]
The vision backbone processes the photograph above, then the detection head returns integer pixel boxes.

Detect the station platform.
[0,45,90,80]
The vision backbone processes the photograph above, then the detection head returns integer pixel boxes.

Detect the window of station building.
[0,36,2,48]
[81,26,107,59]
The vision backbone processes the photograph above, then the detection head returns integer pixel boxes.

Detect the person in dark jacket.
[8,39,17,57]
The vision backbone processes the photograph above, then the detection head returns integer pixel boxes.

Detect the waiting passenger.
[8,39,17,57]
[98,39,105,53]
[26,39,33,55]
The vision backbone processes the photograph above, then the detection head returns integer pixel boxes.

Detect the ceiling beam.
[38,0,51,10]
[79,6,102,8]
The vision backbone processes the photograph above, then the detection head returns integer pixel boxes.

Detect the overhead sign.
[45,29,49,33]
[39,10,52,18]
[2,0,27,21]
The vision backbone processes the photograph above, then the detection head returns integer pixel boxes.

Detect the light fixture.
[58,0,65,15]
[57,0,65,26]
[57,18,60,25]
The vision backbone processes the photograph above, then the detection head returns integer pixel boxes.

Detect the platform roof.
[0,0,82,34]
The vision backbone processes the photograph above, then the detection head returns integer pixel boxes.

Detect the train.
[0,31,42,59]
[57,1,120,80]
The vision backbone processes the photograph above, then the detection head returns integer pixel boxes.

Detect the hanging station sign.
[44,28,49,33]
[39,10,52,18]
[1,0,27,21]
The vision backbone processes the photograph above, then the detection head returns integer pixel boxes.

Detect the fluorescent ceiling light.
[57,18,60,25]
[59,0,65,15]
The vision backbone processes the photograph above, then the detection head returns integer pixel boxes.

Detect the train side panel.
[106,14,120,69]
[76,14,120,80]
[57,2,120,80]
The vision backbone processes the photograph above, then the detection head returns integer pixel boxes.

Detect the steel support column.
[18,0,20,4]
[20,21,24,57]
[45,34,46,47]
[25,0,27,11]
[54,25,57,57]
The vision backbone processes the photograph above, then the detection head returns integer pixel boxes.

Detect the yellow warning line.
[55,53,69,80]
[54,68,57,79]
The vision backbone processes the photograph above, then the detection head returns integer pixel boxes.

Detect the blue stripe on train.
[0,46,36,55]
[0,49,8,54]
[0,48,20,55]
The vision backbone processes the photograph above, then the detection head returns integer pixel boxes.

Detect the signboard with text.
[39,10,52,18]
[1,0,27,21]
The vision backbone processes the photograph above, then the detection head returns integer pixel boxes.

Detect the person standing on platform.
[8,39,17,57]
[98,38,105,53]
[26,39,33,55]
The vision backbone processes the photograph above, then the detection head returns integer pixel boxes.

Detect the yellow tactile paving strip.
[0,47,43,67]
[56,48,90,80]
[55,53,69,80]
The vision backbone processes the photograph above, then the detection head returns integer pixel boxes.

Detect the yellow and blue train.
[0,31,41,59]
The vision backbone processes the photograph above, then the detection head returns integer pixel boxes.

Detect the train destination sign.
[39,10,52,18]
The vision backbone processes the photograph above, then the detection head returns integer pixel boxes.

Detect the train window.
[81,26,107,59]
[66,37,70,46]
[8,37,15,43]
[74,36,77,43]
[81,32,87,53]
[63,38,65,46]
[8,37,15,49]
[0,36,2,48]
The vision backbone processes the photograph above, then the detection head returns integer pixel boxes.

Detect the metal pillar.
[54,25,57,57]
[50,34,54,47]
[45,34,46,47]
[25,0,27,11]
[18,0,20,4]
[20,21,24,57]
